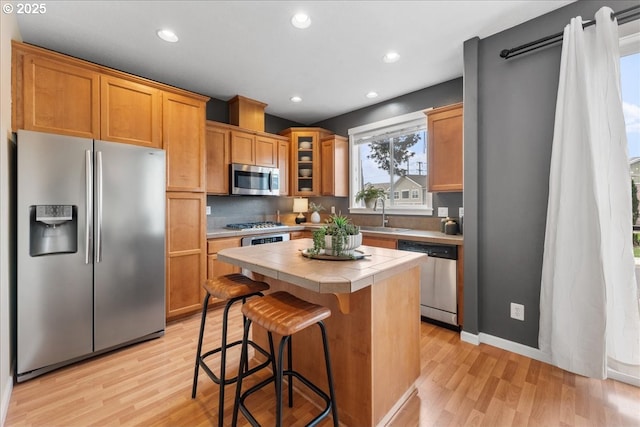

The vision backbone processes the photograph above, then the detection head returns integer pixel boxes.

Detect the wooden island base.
[250,266,420,427]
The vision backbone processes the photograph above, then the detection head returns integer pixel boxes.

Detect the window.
[621,27,640,257]
[349,111,433,214]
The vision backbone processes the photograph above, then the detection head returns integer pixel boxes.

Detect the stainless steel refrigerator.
[17,129,166,382]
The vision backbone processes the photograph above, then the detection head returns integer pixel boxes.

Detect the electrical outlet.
[459,207,464,217]
[510,303,525,321]
[331,206,335,214]
[438,207,448,217]
[206,206,211,215]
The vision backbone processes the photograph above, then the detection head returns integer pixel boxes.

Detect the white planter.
[310,211,321,223]
[324,233,363,256]
[364,199,376,209]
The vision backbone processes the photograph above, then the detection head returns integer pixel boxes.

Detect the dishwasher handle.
[398,240,458,260]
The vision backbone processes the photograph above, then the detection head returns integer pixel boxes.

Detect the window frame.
[348,110,433,215]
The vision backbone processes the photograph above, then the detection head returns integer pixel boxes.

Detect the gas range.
[225,221,288,231]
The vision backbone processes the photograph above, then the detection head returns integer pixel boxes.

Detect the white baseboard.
[460,331,639,388]
[1,374,13,427]
[460,330,479,345]
[608,368,640,387]
[461,330,550,364]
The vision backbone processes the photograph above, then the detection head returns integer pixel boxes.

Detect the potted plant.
[355,183,387,209]
[308,202,325,223]
[311,214,362,257]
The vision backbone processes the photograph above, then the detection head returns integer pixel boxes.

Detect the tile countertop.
[206,223,464,246]
[217,238,428,294]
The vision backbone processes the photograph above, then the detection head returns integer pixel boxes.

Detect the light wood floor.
[6,303,640,427]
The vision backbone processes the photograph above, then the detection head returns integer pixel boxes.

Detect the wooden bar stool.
[192,273,274,427]
[232,291,339,427]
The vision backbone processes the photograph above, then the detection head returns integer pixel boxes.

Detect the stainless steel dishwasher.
[397,240,458,327]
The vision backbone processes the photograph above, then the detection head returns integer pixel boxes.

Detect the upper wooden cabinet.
[426,103,463,192]
[255,135,278,167]
[280,127,333,196]
[163,92,206,192]
[206,121,232,195]
[101,75,162,148]
[320,135,348,197]
[228,95,267,132]
[20,54,100,138]
[208,121,286,194]
[12,41,209,151]
[230,130,277,167]
[277,139,289,196]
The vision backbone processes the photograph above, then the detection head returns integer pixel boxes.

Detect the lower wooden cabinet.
[166,192,206,320]
[290,230,313,239]
[207,237,241,279]
[362,235,397,249]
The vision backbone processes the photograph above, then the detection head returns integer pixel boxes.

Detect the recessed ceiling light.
[383,51,400,63]
[290,96,302,103]
[291,13,311,29]
[366,91,379,99]
[157,29,179,43]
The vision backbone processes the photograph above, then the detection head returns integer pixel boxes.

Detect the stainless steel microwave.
[230,163,280,196]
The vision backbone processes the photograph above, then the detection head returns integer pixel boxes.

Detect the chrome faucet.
[373,197,388,227]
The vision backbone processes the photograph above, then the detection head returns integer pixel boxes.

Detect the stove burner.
[225,221,286,230]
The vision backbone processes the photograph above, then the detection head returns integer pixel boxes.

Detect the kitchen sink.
[358,226,410,233]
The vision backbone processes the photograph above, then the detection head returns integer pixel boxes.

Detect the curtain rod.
[499,5,640,59]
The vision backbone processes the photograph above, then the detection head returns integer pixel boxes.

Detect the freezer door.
[93,140,166,351]
[17,130,94,375]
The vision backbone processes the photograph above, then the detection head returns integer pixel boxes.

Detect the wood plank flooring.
[6,303,640,426]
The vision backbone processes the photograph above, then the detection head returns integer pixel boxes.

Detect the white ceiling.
[16,1,574,124]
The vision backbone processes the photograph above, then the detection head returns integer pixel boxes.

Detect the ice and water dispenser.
[29,205,77,256]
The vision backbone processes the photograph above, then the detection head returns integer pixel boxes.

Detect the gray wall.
[466,0,638,346]
[205,97,303,133]
[314,77,464,217]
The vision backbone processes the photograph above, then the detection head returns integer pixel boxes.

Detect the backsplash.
[206,192,462,231]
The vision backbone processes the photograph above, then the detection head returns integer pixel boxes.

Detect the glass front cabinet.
[280,127,333,196]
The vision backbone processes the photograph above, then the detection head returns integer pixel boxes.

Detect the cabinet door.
[207,237,241,280]
[290,230,312,239]
[290,131,320,196]
[278,140,289,195]
[101,75,162,148]
[362,236,397,249]
[321,135,348,197]
[206,124,230,194]
[166,192,206,319]
[163,93,206,191]
[427,103,463,192]
[255,135,278,167]
[230,130,255,165]
[22,54,100,138]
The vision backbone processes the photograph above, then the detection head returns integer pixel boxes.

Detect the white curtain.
[539,6,640,379]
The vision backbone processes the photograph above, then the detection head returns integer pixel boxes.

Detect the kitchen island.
[217,238,427,427]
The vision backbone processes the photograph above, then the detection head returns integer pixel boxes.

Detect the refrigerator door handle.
[96,151,103,263]
[85,149,93,264]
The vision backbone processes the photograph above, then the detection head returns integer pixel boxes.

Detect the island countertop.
[217,238,427,294]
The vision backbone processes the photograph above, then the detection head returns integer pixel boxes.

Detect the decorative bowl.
[300,169,312,177]
[300,156,311,161]
[299,141,312,149]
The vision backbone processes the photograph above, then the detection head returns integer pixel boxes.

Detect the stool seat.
[242,291,331,336]
[204,273,269,300]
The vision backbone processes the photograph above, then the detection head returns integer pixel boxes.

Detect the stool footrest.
[198,340,271,386]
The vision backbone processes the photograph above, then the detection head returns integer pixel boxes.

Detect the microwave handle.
[270,171,276,192]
